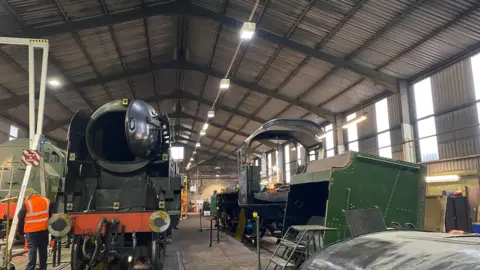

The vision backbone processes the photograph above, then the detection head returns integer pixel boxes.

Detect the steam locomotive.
[48,99,182,269]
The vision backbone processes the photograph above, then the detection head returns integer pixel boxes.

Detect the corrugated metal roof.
[257,47,306,90]
[0,0,478,160]
[8,0,65,27]
[54,0,103,21]
[233,38,278,82]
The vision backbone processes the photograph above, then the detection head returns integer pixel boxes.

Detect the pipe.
[111,219,119,245]
[82,236,92,260]
[88,218,107,268]
[85,196,94,212]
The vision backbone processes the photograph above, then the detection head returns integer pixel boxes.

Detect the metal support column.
[0,37,50,262]
[335,116,346,155]
[399,80,417,163]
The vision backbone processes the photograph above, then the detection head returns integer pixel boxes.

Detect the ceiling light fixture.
[240,22,256,40]
[202,123,209,131]
[193,151,197,155]
[196,142,201,147]
[425,175,460,183]
[207,110,215,118]
[220,79,230,90]
[342,113,367,129]
[48,79,61,87]
[200,130,206,136]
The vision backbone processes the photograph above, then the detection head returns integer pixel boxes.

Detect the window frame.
[375,98,392,158]
[9,125,18,141]
[325,124,334,157]
[346,113,359,152]
[284,144,291,183]
[413,77,439,162]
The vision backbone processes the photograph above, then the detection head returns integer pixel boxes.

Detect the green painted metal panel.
[210,195,217,215]
[323,153,425,244]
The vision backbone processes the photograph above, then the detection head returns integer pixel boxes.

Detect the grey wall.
[345,93,401,158]
[422,57,480,174]
[340,55,480,175]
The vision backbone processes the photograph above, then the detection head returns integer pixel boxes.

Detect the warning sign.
[20,149,41,167]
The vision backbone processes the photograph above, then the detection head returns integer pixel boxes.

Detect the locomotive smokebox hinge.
[158,200,165,209]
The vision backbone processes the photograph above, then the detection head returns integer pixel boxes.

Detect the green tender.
[291,152,426,245]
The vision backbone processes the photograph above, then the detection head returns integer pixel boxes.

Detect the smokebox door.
[125,100,159,159]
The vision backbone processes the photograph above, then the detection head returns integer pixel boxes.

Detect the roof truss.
[7,1,399,92]
[1,60,335,121]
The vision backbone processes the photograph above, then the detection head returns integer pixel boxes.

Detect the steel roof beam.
[0,113,60,143]
[0,0,97,111]
[175,125,262,154]
[170,111,276,149]
[145,91,265,124]
[74,60,335,120]
[43,119,71,133]
[178,144,234,162]
[176,141,237,159]
[190,0,229,143]
[7,1,399,92]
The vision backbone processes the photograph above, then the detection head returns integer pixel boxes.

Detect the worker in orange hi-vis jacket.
[17,188,54,270]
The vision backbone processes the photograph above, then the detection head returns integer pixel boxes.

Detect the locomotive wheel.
[151,240,165,269]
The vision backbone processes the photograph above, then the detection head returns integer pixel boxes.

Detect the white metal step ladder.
[264,225,337,270]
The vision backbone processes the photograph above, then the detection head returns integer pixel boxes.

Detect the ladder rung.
[280,239,305,250]
[269,256,295,267]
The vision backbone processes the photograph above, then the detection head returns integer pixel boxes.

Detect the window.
[171,146,184,160]
[375,98,392,158]
[297,145,303,165]
[346,113,359,152]
[325,124,335,157]
[417,117,439,161]
[268,152,273,176]
[9,125,18,141]
[309,150,316,161]
[378,132,392,159]
[255,159,259,167]
[414,78,439,161]
[275,150,279,175]
[285,145,291,183]
[471,53,480,121]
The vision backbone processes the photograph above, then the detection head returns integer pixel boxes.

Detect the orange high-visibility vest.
[24,194,50,233]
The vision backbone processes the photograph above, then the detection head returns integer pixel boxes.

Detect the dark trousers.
[25,230,49,270]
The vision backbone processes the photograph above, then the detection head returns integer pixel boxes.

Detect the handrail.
[0,159,20,199]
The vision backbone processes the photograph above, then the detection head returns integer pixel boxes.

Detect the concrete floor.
[169,213,272,270]
[8,213,274,269]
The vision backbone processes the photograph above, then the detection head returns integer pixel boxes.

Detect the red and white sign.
[21,149,41,167]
